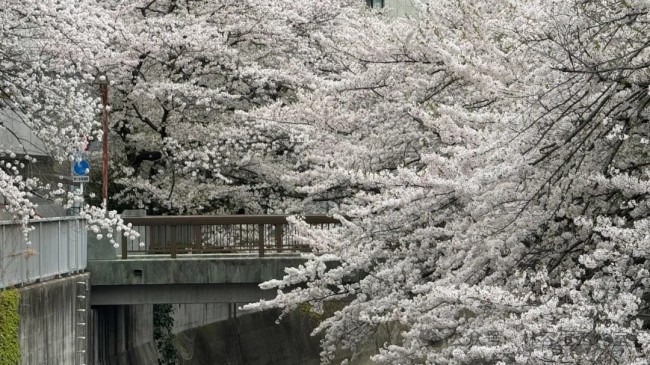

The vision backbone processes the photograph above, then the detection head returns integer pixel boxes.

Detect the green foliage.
[0,289,20,365]
[153,304,178,365]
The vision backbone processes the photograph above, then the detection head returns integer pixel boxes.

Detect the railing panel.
[71,219,86,271]
[120,215,340,259]
[68,220,78,272]
[40,222,58,276]
[0,217,87,288]
[1,223,24,287]
[79,220,87,270]
[26,222,41,283]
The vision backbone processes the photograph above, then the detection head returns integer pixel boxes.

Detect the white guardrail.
[0,217,86,288]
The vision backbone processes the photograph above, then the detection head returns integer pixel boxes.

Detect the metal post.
[1,225,4,287]
[274,224,283,253]
[38,222,42,280]
[193,225,201,252]
[257,224,264,257]
[57,221,61,274]
[170,225,177,258]
[99,83,109,207]
[121,234,127,260]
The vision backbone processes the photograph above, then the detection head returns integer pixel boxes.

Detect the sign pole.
[80,182,84,214]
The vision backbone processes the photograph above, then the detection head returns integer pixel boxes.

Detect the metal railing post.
[121,234,127,259]
[57,221,61,274]
[170,225,177,258]
[274,224,283,253]
[258,224,264,257]
[193,225,201,247]
[38,221,42,280]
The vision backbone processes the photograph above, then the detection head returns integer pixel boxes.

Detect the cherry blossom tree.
[2,0,374,238]
[1,1,93,225]
[247,1,650,364]
[51,0,367,215]
[3,0,650,363]
[2,0,365,225]
[1,0,143,244]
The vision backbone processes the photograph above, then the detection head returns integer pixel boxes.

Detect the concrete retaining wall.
[18,273,90,365]
[89,304,398,365]
[89,307,322,365]
[89,305,157,365]
[172,303,232,334]
[90,303,233,364]
[173,309,321,365]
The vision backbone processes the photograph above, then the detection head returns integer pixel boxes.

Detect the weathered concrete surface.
[173,310,322,365]
[88,256,307,286]
[172,303,232,333]
[88,256,306,305]
[91,283,275,305]
[87,234,120,261]
[90,303,233,364]
[95,308,322,365]
[89,303,395,365]
[18,273,90,365]
[89,305,158,365]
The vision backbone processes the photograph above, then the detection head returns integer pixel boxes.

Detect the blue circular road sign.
[73,160,90,176]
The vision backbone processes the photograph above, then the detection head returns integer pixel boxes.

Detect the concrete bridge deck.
[88,254,307,305]
[88,215,339,306]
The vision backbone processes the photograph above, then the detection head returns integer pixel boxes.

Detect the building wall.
[0,108,48,157]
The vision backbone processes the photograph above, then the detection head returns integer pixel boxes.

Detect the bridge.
[87,214,339,305]
[0,214,338,304]
[0,214,341,364]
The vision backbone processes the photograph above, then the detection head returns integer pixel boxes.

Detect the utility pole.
[98,77,109,208]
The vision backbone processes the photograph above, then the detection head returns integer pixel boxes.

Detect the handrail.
[122,215,340,226]
[0,216,83,225]
[120,215,339,259]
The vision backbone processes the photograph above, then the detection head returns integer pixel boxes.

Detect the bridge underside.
[88,255,307,306]
[91,283,275,305]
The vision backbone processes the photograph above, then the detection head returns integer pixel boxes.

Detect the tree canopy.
[1,0,650,363]
[247,1,650,364]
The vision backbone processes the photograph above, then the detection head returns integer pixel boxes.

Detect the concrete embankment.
[172,309,321,365]
[89,303,234,364]
[92,304,400,365]
[90,305,322,365]
[12,274,389,365]
[18,273,90,365]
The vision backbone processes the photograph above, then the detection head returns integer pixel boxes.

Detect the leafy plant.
[0,289,20,365]
[153,304,178,365]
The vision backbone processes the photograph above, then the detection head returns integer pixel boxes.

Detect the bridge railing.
[120,215,339,259]
[1,217,86,288]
